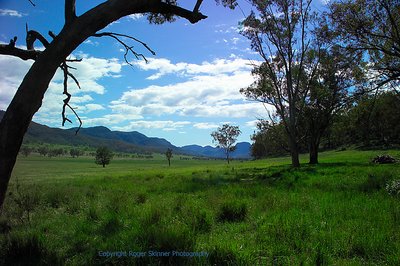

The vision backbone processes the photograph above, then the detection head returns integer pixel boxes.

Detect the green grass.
[1,150,400,265]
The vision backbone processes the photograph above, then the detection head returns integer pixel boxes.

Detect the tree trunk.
[168,159,170,167]
[288,137,300,167]
[309,141,319,164]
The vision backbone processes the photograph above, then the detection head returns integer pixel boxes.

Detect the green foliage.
[211,124,241,163]
[95,146,113,167]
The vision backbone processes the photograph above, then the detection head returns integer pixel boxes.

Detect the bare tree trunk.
[309,140,319,164]
[288,134,300,167]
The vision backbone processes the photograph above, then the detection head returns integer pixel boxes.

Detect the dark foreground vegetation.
[1,149,399,265]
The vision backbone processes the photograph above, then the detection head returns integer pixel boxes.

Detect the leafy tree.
[240,0,320,167]
[37,146,49,157]
[250,119,289,159]
[20,146,32,157]
[95,147,113,168]
[211,124,241,164]
[70,148,82,158]
[0,0,237,209]
[165,148,173,167]
[302,43,360,164]
[329,0,400,89]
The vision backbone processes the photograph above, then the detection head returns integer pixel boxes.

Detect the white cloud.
[193,123,219,129]
[0,9,24,17]
[133,57,253,80]
[0,54,124,127]
[245,120,259,128]
[113,120,191,132]
[127,14,144,20]
[0,56,33,109]
[112,57,265,119]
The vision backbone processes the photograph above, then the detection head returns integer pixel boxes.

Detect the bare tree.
[211,124,241,164]
[165,148,173,167]
[0,0,237,210]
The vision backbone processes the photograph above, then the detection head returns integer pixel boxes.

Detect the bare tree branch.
[65,0,77,24]
[157,2,207,23]
[193,0,204,13]
[0,44,40,60]
[93,32,155,64]
[60,61,82,134]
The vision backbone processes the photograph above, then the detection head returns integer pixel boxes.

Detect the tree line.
[251,91,400,159]
[240,0,399,166]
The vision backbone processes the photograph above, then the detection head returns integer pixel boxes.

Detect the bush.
[361,172,393,192]
[372,154,397,164]
[135,192,147,204]
[217,201,247,222]
[1,235,61,265]
[208,246,244,265]
[386,179,400,196]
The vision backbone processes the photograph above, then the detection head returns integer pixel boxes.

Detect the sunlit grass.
[1,150,399,265]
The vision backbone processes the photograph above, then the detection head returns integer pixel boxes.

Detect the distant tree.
[165,148,173,167]
[211,124,241,164]
[20,146,32,157]
[95,147,113,168]
[37,146,48,157]
[70,148,82,158]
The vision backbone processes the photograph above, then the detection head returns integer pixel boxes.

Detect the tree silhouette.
[165,148,173,167]
[211,124,241,164]
[0,0,237,209]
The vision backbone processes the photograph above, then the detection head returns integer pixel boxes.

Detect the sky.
[0,0,328,147]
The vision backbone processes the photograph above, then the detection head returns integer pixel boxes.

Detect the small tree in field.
[95,147,113,168]
[20,146,32,157]
[211,124,241,164]
[165,148,173,167]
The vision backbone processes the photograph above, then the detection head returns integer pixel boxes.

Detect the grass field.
[1,150,400,265]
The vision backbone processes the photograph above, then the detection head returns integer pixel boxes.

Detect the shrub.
[386,179,400,196]
[135,192,147,204]
[361,172,393,192]
[372,154,397,164]
[1,235,61,265]
[217,201,247,222]
[208,246,243,265]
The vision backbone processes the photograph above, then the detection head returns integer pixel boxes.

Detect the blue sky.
[0,0,327,147]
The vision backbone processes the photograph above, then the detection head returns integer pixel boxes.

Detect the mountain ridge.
[0,110,251,158]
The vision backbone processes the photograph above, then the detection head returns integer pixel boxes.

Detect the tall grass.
[0,150,399,264]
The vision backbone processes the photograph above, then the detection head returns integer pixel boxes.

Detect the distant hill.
[181,142,251,159]
[0,110,252,158]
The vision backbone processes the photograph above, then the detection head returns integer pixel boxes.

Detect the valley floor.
[1,150,400,265]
